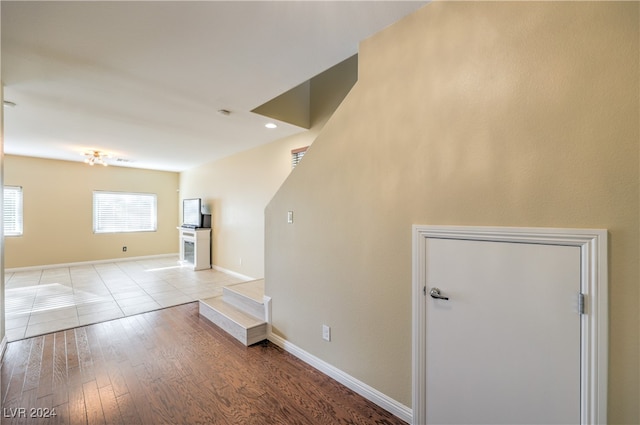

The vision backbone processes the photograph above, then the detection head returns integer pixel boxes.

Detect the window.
[4,186,23,236]
[291,146,309,169]
[93,191,157,233]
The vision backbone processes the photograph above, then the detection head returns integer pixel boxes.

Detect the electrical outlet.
[322,324,331,342]
[122,246,127,252]
[287,211,294,224]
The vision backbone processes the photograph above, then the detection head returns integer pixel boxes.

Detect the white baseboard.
[0,335,8,363]
[5,253,179,273]
[267,333,412,424]
[211,265,256,282]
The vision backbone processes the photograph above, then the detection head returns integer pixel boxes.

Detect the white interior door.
[424,237,581,424]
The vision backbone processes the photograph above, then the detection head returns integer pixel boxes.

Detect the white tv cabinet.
[178,227,211,270]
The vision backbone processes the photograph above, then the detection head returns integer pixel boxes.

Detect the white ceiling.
[2,1,426,172]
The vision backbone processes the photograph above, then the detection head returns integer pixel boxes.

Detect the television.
[182,198,202,228]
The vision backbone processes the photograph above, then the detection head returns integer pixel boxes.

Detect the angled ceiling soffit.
[252,80,311,129]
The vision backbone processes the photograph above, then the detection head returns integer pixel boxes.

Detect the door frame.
[412,225,608,425]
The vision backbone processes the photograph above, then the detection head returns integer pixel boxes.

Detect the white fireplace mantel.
[178,227,211,271]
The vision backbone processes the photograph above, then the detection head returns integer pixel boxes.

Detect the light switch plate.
[322,324,331,342]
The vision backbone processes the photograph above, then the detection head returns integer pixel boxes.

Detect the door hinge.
[578,292,586,315]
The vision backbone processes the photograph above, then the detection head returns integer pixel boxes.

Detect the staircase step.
[199,296,267,346]
[223,279,265,320]
[226,279,264,302]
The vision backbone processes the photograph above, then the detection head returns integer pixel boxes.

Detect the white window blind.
[4,186,23,236]
[291,146,309,169]
[93,191,157,233]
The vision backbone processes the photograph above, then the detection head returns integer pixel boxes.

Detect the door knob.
[430,287,449,300]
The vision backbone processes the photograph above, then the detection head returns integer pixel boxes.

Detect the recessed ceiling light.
[265,123,277,129]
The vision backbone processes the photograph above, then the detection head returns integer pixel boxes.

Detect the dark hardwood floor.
[1,302,406,424]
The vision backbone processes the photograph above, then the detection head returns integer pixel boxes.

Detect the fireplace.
[183,240,195,264]
[178,227,211,270]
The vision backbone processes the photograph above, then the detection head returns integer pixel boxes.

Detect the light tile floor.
[4,256,247,342]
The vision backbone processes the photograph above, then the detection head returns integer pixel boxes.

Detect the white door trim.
[412,225,608,425]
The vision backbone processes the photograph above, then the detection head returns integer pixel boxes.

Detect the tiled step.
[223,279,265,320]
[199,294,267,346]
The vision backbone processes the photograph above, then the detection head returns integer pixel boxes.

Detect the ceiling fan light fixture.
[84,150,109,166]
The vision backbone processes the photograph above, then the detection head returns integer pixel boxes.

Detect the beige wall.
[179,137,307,279]
[4,155,179,268]
[179,56,357,279]
[265,2,639,423]
[1,78,5,343]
